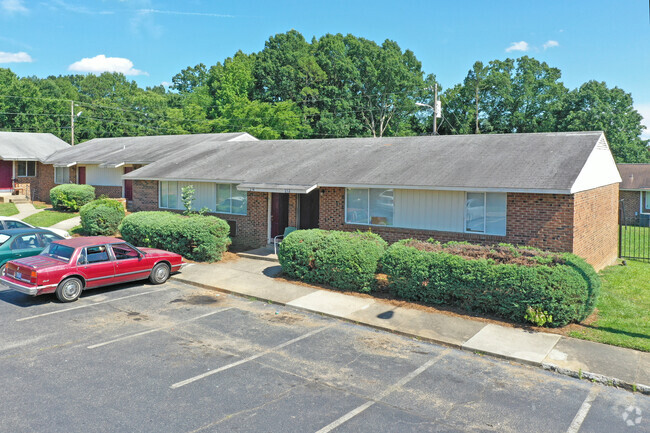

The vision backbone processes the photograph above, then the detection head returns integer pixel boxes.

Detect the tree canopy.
[0,30,646,162]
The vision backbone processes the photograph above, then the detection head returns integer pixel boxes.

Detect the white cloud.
[68,54,148,76]
[1,0,28,13]
[0,51,32,63]
[160,81,171,87]
[505,41,529,52]
[636,103,650,140]
[543,40,559,50]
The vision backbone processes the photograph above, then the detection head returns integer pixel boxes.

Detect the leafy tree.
[171,63,208,94]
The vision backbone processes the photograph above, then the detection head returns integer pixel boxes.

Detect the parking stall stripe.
[87,308,233,349]
[566,385,600,433]
[170,325,334,389]
[314,349,450,433]
[16,287,176,322]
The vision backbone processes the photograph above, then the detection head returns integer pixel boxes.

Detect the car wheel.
[55,277,83,303]
[0,264,5,276]
[149,262,170,285]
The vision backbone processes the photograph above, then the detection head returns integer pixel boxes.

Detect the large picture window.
[465,192,506,235]
[54,167,70,184]
[159,181,179,209]
[17,161,36,177]
[345,188,394,226]
[643,191,650,213]
[216,184,247,215]
[159,181,246,215]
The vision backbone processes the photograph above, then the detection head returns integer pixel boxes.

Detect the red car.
[0,237,185,302]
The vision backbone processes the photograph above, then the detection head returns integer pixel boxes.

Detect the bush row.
[80,198,125,236]
[50,184,95,211]
[119,211,231,262]
[381,240,600,327]
[278,232,600,327]
[278,229,387,292]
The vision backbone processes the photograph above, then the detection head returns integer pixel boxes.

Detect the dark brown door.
[0,161,12,190]
[299,189,320,229]
[77,167,86,184]
[271,193,289,239]
[123,167,133,200]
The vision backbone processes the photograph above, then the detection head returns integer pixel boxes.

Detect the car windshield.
[0,234,10,246]
[40,243,75,262]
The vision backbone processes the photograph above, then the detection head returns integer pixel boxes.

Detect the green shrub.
[278,229,387,292]
[50,184,95,211]
[119,211,231,262]
[381,240,600,327]
[80,198,125,236]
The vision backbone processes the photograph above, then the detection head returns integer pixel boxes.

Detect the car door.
[109,243,151,284]
[76,245,116,288]
[10,233,43,261]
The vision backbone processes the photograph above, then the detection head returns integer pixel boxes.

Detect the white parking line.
[566,385,600,433]
[88,307,233,349]
[16,287,176,322]
[171,325,333,389]
[315,349,450,433]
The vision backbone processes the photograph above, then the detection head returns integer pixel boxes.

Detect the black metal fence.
[619,214,650,262]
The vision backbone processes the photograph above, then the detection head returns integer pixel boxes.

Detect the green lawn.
[568,260,650,352]
[22,210,77,227]
[0,202,19,217]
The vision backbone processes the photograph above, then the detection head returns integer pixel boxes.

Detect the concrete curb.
[172,274,648,396]
[542,363,650,396]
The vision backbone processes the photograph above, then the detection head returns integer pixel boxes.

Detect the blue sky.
[1,0,649,138]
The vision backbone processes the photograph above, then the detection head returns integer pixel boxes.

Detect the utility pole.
[70,100,75,146]
[433,83,438,135]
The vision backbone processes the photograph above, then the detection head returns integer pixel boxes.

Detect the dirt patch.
[354,333,420,358]
[402,239,563,267]
[262,311,305,325]
[169,294,220,305]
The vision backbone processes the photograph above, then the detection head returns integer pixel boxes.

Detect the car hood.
[140,247,181,258]
[11,255,68,270]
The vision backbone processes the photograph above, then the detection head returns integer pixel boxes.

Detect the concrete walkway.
[173,256,650,395]
[49,215,81,232]
[14,203,43,220]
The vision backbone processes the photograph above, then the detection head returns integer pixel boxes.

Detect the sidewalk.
[49,215,81,232]
[14,203,42,220]
[172,256,650,395]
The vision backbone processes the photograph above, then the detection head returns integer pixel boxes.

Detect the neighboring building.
[125,131,621,271]
[0,132,71,202]
[43,133,257,200]
[617,163,650,223]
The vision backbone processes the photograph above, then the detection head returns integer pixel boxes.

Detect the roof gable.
[0,132,70,161]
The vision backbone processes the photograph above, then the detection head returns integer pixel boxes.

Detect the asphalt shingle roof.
[0,132,70,161]
[44,132,254,166]
[124,131,609,192]
[617,164,650,190]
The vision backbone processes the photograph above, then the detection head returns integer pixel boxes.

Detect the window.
[83,245,110,264]
[4,220,30,229]
[345,188,394,226]
[160,181,179,209]
[642,192,650,214]
[215,184,247,215]
[39,233,62,246]
[11,234,39,250]
[17,161,36,177]
[111,243,140,260]
[42,243,74,262]
[465,192,506,235]
[55,167,70,184]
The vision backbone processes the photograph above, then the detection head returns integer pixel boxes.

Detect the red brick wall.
[288,193,298,228]
[319,187,575,252]
[573,183,619,271]
[92,185,123,198]
[620,190,641,221]
[14,162,67,203]
[129,180,268,250]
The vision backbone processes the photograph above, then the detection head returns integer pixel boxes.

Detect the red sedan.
[0,237,185,302]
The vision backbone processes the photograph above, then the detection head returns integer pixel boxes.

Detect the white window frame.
[464,192,507,236]
[16,161,37,177]
[641,191,650,215]
[344,188,394,227]
[158,181,179,210]
[215,183,247,216]
[54,167,70,184]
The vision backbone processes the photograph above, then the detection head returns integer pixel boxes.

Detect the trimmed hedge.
[80,198,125,236]
[50,184,95,211]
[381,240,600,327]
[119,211,231,262]
[278,229,387,292]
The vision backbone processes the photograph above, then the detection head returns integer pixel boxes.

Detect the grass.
[22,209,78,227]
[0,202,19,217]
[568,260,650,352]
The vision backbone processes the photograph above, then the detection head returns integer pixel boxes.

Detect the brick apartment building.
[617,163,650,224]
[124,131,621,271]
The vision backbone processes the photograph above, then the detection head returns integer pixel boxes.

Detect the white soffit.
[570,134,622,193]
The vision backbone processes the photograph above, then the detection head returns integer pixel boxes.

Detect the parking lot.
[0,279,647,433]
